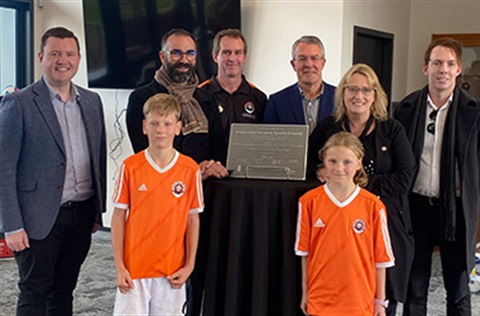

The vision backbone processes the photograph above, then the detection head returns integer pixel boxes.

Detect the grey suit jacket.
[0,78,106,240]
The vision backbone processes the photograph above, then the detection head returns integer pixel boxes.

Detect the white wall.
[341,0,411,102]
[241,0,344,94]
[31,0,480,226]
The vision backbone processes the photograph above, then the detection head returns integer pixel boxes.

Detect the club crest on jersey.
[244,101,255,114]
[352,219,366,234]
[171,181,185,198]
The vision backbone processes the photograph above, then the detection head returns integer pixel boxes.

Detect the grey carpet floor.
[1,231,479,315]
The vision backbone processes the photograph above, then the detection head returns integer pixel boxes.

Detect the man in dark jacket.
[126,28,229,180]
[394,37,480,316]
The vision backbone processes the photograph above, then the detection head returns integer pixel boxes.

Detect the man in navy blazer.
[263,35,335,134]
[0,27,106,315]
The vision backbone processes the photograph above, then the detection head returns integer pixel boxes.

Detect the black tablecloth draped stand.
[200,178,319,316]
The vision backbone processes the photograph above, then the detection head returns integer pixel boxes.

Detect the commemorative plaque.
[226,123,309,180]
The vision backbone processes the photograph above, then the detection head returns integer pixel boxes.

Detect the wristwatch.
[374,298,389,308]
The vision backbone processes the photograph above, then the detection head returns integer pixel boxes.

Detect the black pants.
[14,199,95,316]
[403,194,471,316]
[386,300,398,316]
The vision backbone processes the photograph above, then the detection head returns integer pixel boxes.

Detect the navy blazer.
[263,82,336,125]
[0,78,107,239]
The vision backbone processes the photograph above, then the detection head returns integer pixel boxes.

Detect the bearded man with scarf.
[126,28,229,180]
[394,37,480,316]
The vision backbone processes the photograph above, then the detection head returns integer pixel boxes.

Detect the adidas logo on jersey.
[138,183,148,191]
[314,218,325,227]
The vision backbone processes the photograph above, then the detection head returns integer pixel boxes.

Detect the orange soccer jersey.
[295,184,395,316]
[112,149,204,280]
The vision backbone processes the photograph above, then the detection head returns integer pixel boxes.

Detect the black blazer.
[309,116,416,301]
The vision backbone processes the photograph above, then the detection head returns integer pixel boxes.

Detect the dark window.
[0,0,33,91]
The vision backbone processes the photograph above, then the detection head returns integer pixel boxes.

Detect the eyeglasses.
[426,109,438,135]
[344,86,375,96]
[167,49,197,61]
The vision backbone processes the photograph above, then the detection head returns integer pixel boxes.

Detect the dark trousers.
[386,300,398,316]
[14,199,95,316]
[403,194,471,316]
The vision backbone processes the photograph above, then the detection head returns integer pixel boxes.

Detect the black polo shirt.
[199,75,267,132]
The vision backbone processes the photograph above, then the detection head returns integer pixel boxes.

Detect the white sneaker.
[469,274,480,293]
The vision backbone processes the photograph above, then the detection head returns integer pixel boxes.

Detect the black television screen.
[83,0,241,89]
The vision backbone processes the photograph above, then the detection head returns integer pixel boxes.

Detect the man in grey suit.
[0,27,106,315]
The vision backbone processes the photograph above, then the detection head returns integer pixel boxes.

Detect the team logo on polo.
[352,219,366,234]
[171,181,185,198]
[244,102,255,114]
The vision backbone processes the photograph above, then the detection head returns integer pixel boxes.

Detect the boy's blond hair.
[143,93,182,121]
[320,132,368,187]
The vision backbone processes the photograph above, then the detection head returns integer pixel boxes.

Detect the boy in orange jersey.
[111,93,203,315]
[295,132,395,316]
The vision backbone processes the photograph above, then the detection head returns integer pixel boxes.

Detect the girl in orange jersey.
[295,132,395,316]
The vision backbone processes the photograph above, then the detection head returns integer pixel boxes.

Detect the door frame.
[353,26,394,112]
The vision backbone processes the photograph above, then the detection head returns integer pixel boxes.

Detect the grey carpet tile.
[1,231,479,315]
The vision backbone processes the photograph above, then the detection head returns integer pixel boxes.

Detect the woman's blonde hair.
[320,132,368,187]
[334,63,388,122]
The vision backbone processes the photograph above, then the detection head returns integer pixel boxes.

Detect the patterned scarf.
[155,66,208,135]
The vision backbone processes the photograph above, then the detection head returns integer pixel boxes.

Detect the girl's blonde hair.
[320,132,368,187]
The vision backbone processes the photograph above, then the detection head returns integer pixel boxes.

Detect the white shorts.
[113,277,186,315]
